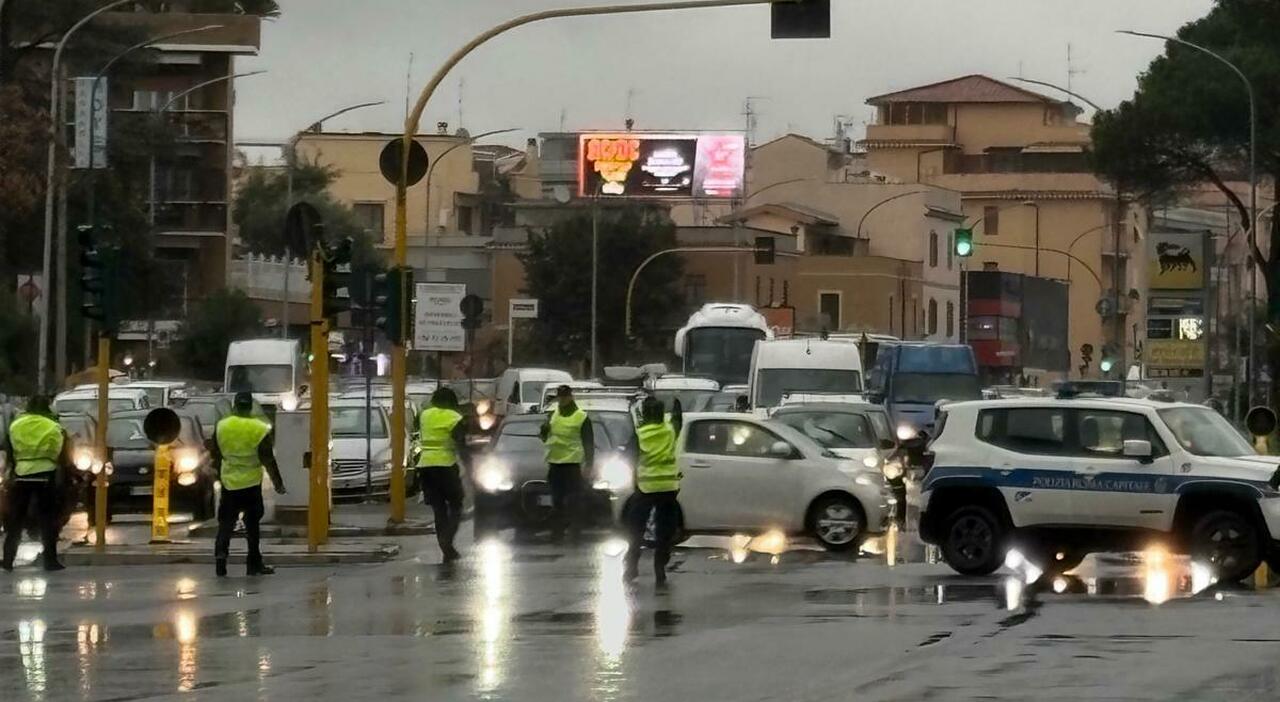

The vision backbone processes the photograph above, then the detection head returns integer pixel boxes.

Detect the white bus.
[674,303,773,387]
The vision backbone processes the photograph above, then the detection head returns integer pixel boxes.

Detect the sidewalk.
[186,500,436,539]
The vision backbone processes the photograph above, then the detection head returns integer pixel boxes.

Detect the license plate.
[131,485,153,496]
[537,495,553,507]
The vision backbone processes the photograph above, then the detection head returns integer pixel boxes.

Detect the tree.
[232,157,384,268]
[518,205,684,368]
[1090,0,1280,397]
[169,288,263,381]
[0,288,39,396]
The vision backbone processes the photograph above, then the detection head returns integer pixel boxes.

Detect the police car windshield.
[1157,407,1254,457]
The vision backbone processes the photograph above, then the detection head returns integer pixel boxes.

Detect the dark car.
[95,410,217,522]
[471,412,636,533]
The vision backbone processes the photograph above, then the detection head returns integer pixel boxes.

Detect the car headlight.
[475,400,491,416]
[74,448,94,472]
[862,455,881,470]
[174,450,200,474]
[176,472,197,487]
[883,460,904,480]
[279,393,299,412]
[896,424,917,442]
[478,414,496,431]
[593,455,632,491]
[475,459,514,493]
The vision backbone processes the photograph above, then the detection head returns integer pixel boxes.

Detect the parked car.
[122,380,191,408]
[644,375,720,412]
[612,412,896,551]
[329,397,411,499]
[496,368,573,417]
[53,387,150,415]
[95,410,216,522]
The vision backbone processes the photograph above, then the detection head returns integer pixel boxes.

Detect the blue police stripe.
[923,465,1272,497]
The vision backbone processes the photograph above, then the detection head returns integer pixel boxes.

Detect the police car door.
[979,406,1077,526]
[1067,407,1176,529]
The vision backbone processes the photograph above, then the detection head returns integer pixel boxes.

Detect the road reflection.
[475,538,509,697]
[18,618,47,699]
[593,537,633,702]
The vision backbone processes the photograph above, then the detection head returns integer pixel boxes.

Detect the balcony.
[863,124,956,145]
[154,203,227,233]
[153,168,228,203]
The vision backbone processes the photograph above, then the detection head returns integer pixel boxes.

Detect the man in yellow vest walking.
[540,385,594,542]
[624,395,683,584]
[2,396,72,572]
[417,387,469,563]
[211,392,285,577]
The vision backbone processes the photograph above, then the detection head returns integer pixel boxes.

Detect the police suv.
[920,395,1280,582]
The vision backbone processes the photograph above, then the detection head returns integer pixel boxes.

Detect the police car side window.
[977,408,1068,456]
[1072,409,1168,459]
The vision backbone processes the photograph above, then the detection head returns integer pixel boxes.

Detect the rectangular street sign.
[73,76,108,169]
[414,283,466,352]
[509,298,539,319]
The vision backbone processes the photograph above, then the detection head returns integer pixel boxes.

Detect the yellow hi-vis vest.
[418,407,463,468]
[216,415,271,490]
[9,413,64,477]
[544,408,588,464]
[636,421,680,493]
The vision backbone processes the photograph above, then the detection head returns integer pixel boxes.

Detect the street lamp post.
[36,0,135,391]
[1119,29,1258,405]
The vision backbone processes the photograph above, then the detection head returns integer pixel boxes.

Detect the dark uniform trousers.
[418,466,464,553]
[214,485,265,568]
[3,475,59,568]
[547,463,585,537]
[625,490,681,574]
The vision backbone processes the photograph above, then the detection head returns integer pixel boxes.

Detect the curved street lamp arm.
[1006,76,1103,111]
[159,70,266,114]
[94,24,224,81]
[973,241,1103,287]
[744,177,814,203]
[301,100,388,134]
[855,190,927,239]
[626,245,781,337]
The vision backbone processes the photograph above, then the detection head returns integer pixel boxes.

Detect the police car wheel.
[1189,510,1262,583]
[941,505,1005,576]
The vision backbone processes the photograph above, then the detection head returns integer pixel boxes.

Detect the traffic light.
[1100,344,1117,374]
[77,225,119,333]
[322,238,353,323]
[954,228,973,257]
[771,0,831,39]
[460,294,484,331]
[754,236,776,265]
[373,266,412,344]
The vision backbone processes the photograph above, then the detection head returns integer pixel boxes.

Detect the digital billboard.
[578,132,745,199]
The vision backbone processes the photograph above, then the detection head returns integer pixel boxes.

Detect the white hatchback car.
[922,396,1280,581]
[612,412,895,551]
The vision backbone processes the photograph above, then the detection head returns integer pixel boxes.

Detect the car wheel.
[192,486,216,522]
[940,505,1005,576]
[1189,509,1262,583]
[807,495,865,552]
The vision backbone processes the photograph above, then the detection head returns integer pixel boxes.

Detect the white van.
[224,339,305,412]
[495,368,573,417]
[53,387,151,415]
[748,339,864,409]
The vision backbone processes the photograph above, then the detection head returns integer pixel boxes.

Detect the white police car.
[920,396,1280,582]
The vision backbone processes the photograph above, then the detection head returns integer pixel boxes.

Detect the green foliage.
[0,287,38,396]
[232,157,384,268]
[170,288,263,381]
[518,205,683,368]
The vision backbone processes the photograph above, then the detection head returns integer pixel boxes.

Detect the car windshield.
[227,364,293,394]
[756,369,861,408]
[652,389,717,411]
[521,381,550,405]
[55,398,136,415]
[106,418,150,449]
[331,406,388,438]
[774,411,879,449]
[890,373,982,404]
[184,403,222,428]
[139,387,166,407]
[59,417,91,441]
[1158,407,1255,457]
[494,420,543,453]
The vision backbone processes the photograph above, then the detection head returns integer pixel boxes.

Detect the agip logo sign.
[1148,232,1204,290]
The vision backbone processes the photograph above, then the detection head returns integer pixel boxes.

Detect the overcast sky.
[234,0,1213,147]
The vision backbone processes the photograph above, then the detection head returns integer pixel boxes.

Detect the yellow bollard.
[1255,561,1272,589]
[150,444,172,544]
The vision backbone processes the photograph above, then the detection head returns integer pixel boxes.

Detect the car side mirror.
[298,384,309,396]
[867,392,885,404]
[769,441,794,459]
[879,438,896,451]
[1123,439,1153,462]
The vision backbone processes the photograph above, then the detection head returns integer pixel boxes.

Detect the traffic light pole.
[93,334,110,552]
[307,251,331,551]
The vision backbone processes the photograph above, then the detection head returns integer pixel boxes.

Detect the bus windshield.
[684,327,765,386]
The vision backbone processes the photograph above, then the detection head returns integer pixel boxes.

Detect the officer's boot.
[215,558,228,577]
[654,547,670,586]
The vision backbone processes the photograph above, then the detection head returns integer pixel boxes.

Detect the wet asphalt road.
[3,524,1280,702]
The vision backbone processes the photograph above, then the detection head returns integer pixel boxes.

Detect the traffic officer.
[417,387,468,563]
[540,385,593,542]
[624,395,683,584]
[2,395,71,572]
[211,392,285,577]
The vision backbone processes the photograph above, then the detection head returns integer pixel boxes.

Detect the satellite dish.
[552,184,572,205]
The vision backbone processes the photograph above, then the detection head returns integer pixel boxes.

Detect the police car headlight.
[475,460,514,493]
[176,472,197,487]
[593,456,632,491]
[175,450,200,474]
[74,448,94,472]
[896,424,916,442]
[883,460,904,481]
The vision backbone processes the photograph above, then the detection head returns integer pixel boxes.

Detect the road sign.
[414,283,466,352]
[16,274,42,306]
[73,77,108,169]
[379,138,429,186]
[509,298,539,319]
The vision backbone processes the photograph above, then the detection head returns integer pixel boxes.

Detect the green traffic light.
[1100,359,1114,373]
[954,228,973,258]
[955,240,972,256]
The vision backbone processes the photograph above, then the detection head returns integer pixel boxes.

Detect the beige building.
[860,74,1146,379]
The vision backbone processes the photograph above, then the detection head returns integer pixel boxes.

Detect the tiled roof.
[867,75,1063,105]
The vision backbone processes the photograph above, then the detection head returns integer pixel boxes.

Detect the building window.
[883,102,948,126]
[819,291,841,331]
[353,202,385,237]
[928,230,939,268]
[946,232,954,269]
[684,274,707,306]
[457,205,474,235]
[983,205,1000,236]
[946,300,955,338]
[983,261,999,272]
[928,298,938,336]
